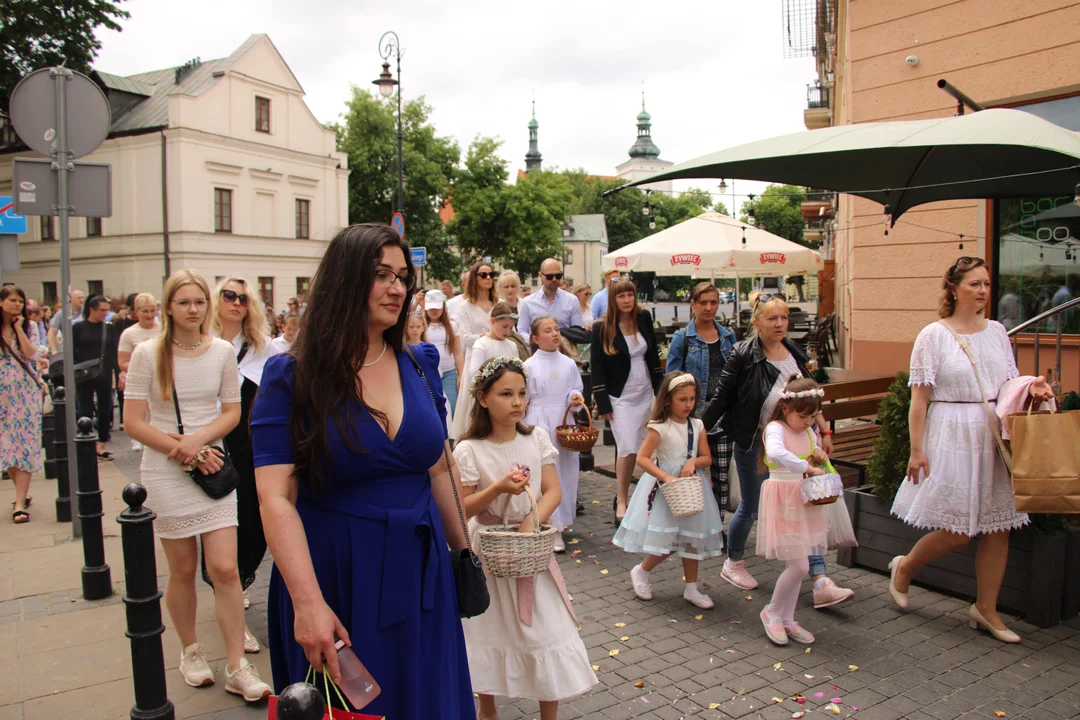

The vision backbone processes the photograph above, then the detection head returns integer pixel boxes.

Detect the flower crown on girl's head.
[779,385,824,400]
[470,356,528,395]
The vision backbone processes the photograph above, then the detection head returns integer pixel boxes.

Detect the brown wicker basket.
[555,403,599,452]
[809,496,839,506]
[659,475,705,518]
[478,486,556,579]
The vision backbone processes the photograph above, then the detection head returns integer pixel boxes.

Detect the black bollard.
[76,417,112,600]
[42,385,57,480]
[578,369,595,473]
[117,483,174,720]
[53,386,72,522]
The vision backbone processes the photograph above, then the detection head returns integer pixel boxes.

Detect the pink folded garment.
[995,376,1057,440]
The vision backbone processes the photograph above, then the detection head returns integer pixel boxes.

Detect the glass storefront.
[994,95,1080,334]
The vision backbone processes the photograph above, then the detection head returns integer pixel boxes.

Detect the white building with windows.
[0,34,349,312]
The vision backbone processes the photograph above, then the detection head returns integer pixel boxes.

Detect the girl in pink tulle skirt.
[756,376,854,646]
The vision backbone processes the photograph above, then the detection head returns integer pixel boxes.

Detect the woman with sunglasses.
[571,284,593,330]
[701,293,853,608]
[590,279,663,525]
[210,277,282,653]
[251,224,473,717]
[451,262,498,354]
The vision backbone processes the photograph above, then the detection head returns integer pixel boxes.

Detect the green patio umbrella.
[616,109,1080,222]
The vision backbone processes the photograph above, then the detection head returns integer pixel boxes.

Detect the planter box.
[836,486,1077,628]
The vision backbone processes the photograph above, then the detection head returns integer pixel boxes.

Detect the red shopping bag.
[267,668,384,720]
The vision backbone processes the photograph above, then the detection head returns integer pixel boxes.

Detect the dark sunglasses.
[475,271,494,279]
[220,289,249,305]
[543,272,564,281]
[752,292,783,307]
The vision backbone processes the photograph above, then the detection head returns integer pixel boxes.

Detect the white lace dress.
[891,321,1029,536]
[125,339,241,539]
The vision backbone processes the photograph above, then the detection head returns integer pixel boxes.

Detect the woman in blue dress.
[251,224,474,718]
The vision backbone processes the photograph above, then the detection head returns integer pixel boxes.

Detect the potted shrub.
[836,373,1077,627]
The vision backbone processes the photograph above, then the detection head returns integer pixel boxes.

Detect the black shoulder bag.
[403,344,490,619]
[72,321,108,384]
[172,383,240,499]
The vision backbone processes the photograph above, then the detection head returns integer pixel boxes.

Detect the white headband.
[669,373,696,391]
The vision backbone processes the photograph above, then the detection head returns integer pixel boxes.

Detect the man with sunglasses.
[516,258,584,337]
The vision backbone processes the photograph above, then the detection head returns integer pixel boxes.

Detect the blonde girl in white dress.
[123,269,271,701]
[451,301,524,439]
[889,258,1054,644]
[454,357,597,720]
[523,316,585,552]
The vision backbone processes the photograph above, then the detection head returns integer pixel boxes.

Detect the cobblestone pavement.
[6,432,1079,720]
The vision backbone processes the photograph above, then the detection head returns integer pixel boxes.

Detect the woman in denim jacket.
[666,282,736,535]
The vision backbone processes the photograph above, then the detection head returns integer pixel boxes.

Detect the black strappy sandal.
[97,452,115,461]
[12,510,29,524]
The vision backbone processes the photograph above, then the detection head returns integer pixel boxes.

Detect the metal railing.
[1007,296,1080,391]
[807,84,830,110]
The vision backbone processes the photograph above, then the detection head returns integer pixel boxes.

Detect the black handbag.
[50,321,108,386]
[172,382,240,500]
[404,345,490,619]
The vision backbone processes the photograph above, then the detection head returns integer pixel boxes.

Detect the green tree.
[332,87,461,280]
[867,372,913,501]
[447,137,510,267]
[1,0,129,112]
[740,184,809,247]
[501,171,573,279]
[563,170,650,253]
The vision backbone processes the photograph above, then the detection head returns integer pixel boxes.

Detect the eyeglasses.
[543,273,564,281]
[475,272,494,280]
[220,289,249,306]
[752,292,783,307]
[374,269,417,290]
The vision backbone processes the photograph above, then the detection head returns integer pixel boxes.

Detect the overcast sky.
[94,0,817,204]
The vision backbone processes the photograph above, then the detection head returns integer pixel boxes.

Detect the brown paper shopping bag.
[1009,406,1080,514]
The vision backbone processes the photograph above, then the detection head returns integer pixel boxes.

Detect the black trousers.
[202,377,266,591]
[114,367,124,424]
[76,375,113,443]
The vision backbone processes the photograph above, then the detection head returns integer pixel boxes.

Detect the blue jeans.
[729,440,826,577]
[441,369,459,422]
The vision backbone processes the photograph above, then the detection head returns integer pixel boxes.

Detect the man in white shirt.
[590,269,620,321]
[516,258,583,336]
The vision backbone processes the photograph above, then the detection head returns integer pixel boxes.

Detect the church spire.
[628,92,661,159]
[525,100,542,173]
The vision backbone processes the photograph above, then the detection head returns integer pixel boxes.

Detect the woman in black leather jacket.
[702,295,853,608]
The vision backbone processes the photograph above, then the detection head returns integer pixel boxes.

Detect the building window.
[42,282,57,307]
[255,97,271,133]
[994,95,1080,336]
[564,249,574,265]
[87,280,104,297]
[296,277,310,296]
[40,217,54,241]
[214,188,232,233]
[87,217,102,237]
[295,199,310,239]
[258,277,274,308]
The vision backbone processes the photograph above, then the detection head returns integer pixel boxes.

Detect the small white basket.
[801,472,844,506]
[478,486,556,579]
[659,475,705,518]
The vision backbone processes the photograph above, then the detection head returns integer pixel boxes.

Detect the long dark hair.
[290,224,414,489]
[600,279,640,356]
[758,375,823,470]
[464,261,497,305]
[0,285,30,354]
[460,361,534,441]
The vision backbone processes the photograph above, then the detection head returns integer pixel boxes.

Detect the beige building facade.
[0,34,348,313]
[808,0,1080,391]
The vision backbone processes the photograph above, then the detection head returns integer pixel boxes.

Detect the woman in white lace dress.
[124,269,271,700]
[889,257,1054,643]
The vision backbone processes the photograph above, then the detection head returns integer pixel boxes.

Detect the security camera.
[906,55,919,67]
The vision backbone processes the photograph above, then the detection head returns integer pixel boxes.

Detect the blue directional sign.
[0,196,27,234]
[411,247,427,267]
[391,211,405,239]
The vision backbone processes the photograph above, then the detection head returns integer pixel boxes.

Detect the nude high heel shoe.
[887,556,908,609]
[969,604,1021,644]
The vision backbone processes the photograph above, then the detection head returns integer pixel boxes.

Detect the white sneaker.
[630,564,653,601]
[131,440,142,452]
[553,531,566,553]
[683,584,715,609]
[225,658,272,702]
[179,642,214,687]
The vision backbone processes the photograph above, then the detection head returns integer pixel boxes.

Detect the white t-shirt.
[270,335,294,353]
[118,322,161,354]
[425,319,460,375]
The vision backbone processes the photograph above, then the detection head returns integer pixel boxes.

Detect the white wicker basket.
[478,486,556,579]
[659,475,705,518]
[800,472,844,505]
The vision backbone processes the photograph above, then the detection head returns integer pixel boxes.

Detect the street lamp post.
[372,31,405,217]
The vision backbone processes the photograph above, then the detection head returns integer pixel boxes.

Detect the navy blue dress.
[250,344,474,719]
